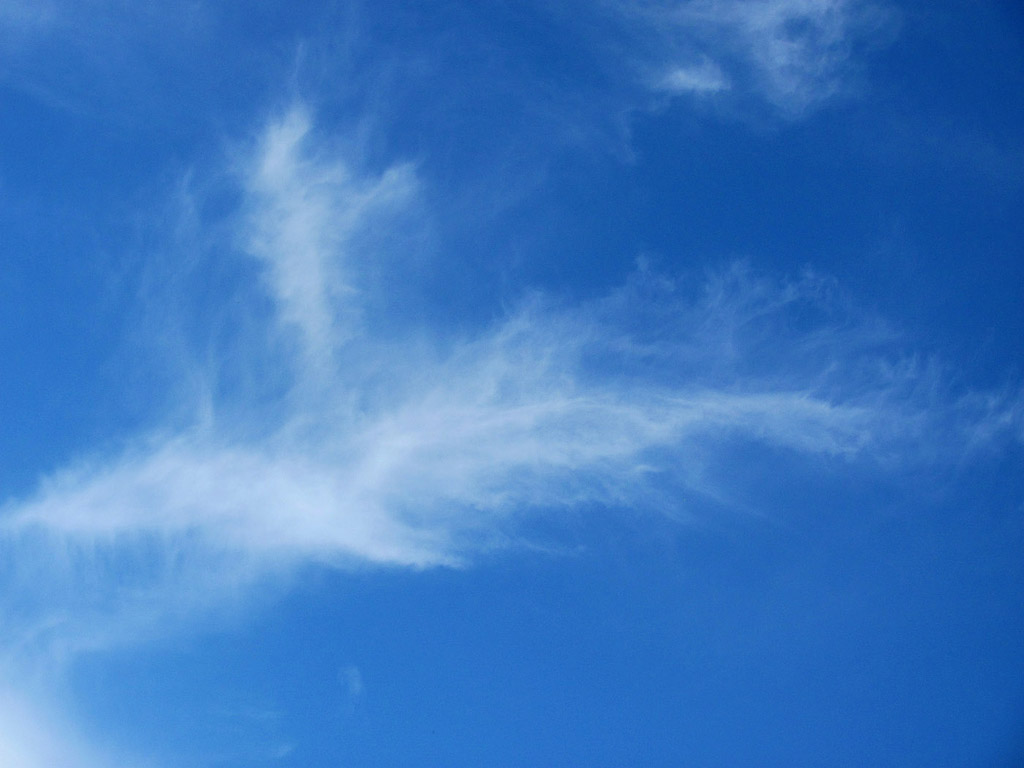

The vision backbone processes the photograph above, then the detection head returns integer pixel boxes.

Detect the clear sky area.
[1,1,1022,765]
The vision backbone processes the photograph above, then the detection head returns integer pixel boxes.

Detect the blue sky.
[0,0,1022,765]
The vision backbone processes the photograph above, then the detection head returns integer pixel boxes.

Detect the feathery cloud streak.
[1,105,1019,664]
[242,105,416,367]
[633,0,897,113]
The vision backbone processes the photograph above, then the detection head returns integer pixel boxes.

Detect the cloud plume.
[0,105,1017,665]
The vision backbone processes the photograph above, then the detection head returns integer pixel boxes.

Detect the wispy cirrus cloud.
[241,105,417,368]
[1,104,1019,667]
[630,0,899,114]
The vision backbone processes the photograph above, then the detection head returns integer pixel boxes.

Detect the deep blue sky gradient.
[1,1,1022,766]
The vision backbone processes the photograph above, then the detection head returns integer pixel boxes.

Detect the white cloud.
[241,105,417,369]
[634,0,897,114]
[656,58,730,94]
[0,106,1017,667]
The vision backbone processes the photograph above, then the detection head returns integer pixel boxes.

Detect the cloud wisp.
[632,0,898,114]
[241,105,417,369]
[1,104,1019,665]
